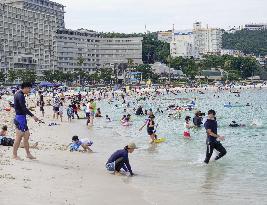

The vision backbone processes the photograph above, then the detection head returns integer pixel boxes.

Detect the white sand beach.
[0,104,151,205]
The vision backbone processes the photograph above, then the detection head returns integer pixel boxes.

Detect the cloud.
[56,0,267,33]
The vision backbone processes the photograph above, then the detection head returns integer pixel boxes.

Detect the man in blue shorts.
[13,82,40,160]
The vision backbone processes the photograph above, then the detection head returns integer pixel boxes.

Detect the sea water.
[83,88,267,205]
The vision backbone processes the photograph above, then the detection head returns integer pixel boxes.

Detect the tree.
[20,69,37,83]
[222,30,267,56]
[132,64,159,82]
[90,70,100,84]
[74,68,86,85]
[0,71,5,83]
[77,56,85,67]
[99,68,113,83]
[53,70,65,82]
[8,69,18,83]
[64,71,74,85]
[170,57,198,79]
[142,32,170,64]
[42,70,55,82]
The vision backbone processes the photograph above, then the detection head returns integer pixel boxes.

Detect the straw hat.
[128,143,138,149]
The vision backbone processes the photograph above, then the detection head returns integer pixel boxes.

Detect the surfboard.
[154,138,166,143]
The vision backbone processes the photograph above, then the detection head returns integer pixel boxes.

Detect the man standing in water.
[13,82,40,160]
[204,109,227,164]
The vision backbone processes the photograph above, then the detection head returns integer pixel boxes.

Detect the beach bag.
[0,137,14,146]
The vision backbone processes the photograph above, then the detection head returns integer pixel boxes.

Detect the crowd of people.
[1,81,262,176]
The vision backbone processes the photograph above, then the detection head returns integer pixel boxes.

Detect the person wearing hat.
[106,143,138,176]
[193,111,203,127]
[139,115,157,143]
[183,116,194,138]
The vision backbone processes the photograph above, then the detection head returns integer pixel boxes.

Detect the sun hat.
[128,143,138,149]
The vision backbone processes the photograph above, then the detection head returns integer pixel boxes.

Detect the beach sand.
[0,102,151,205]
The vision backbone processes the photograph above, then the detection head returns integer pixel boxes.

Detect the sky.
[56,0,267,33]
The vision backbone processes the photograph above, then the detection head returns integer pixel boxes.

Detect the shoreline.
[0,109,151,205]
[1,85,266,205]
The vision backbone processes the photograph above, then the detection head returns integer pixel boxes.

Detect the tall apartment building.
[98,37,143,68]
[193,22,222,57]
[0,3,57,76]
[1,0,143,79]
[56,28,143,73]
[2,0,65,28]
[56,29,101,73]
[170,31,194,58]
[170,23,222,58]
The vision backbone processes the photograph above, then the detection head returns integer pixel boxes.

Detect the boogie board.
[154,138,166,143]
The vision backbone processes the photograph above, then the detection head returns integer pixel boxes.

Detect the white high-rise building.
[56,28,143,73]
[170,31,195,58]
[193,22,222,57]
[2,0,65,29]
[170,22,222,58]
[0,3,57,76]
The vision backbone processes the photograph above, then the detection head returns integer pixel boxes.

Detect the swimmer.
[229,121,245,127]
[95,108,102,117]
[121,115,127,123]
[139,115,157,143]
[106,115,111,122]
[183,116,194,138]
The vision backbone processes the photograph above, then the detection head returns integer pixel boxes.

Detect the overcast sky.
[56,0,267,33]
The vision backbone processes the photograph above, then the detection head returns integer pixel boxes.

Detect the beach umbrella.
[39,82,55,87]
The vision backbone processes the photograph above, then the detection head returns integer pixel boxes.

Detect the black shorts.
[53,107,59,112]
[40,107,44,111]
[147,129,154,135]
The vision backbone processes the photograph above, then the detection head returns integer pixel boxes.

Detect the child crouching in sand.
[68,135,93,152]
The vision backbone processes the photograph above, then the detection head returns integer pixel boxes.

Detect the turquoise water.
[89,88,267,205]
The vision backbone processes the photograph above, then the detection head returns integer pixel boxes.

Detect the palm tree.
[77,56,85,85]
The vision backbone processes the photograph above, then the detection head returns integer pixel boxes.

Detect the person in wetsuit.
[204,110,227,164]
[13,82,40,160]
[106,143,138,176]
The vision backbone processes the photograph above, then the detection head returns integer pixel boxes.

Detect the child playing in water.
[106,115,111,122]
[69,135,93,152]
[95,108,102,117]
[183,116,194,138]
[139,115,157,143]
